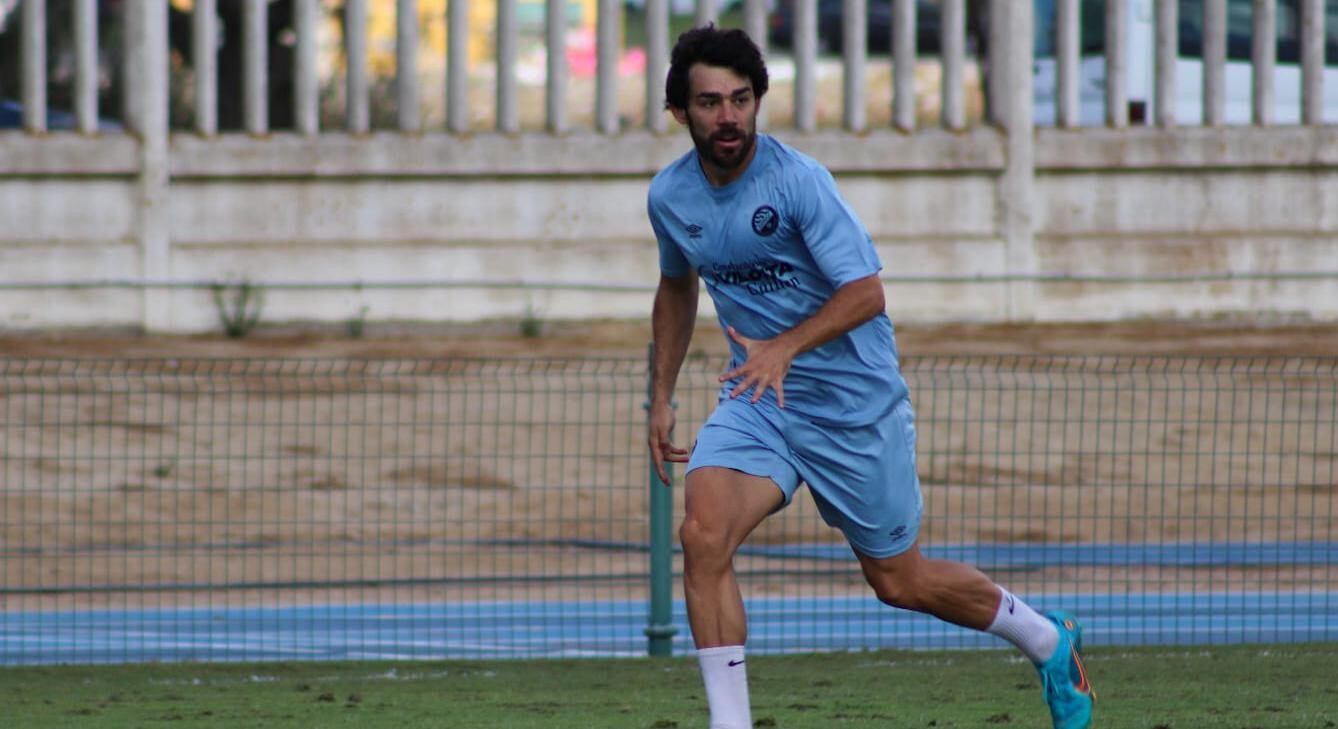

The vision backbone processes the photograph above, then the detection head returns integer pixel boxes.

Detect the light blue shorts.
[686,395,923,559]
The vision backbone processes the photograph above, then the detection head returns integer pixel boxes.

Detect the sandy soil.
[8,317,1338,358]
[2,319,1335,609]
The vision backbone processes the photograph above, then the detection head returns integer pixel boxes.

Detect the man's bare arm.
[772,273,884,357]
[722,273,885,406]
[651,272,700,405]
[648,272,699,483]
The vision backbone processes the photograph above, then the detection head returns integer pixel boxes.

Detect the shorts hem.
[684,462,794,506]
[845,529,919,560]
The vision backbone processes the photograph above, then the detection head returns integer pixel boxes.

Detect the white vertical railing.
[842,0,866,132]
[695,0,717,28]
[17,0,1337,139]
[497,0,519,133]
[244,0,267,135]
[744,0,768,129]
[449,0,470,133]
[1055,0,1079,128]
[893,0,915,132]
[546,0,568,133]
[74,0,98,134]
[295,0,319,135]
[347,0,370,133]
[987,0,1005,124]
[793,0,817,132]
[1252,0,1276,126]
[999,0,1036,320]
[1155,0,1177,127]
[940,0,965,130]
[644,0,668,133]
[397,0,421,132]
[1203,0,1227,126]
[22,0,45,133]
[596,0,619,134]
[1106,0,1128,127]
[193,0,217,135]
[1301,0,1324,125]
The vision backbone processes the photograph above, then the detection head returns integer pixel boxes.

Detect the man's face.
[672,63,759,184]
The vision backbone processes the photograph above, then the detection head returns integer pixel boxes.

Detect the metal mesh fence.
[1,355,1335,664]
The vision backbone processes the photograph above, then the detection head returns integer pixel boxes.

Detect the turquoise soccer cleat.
[1036,611,1095,729]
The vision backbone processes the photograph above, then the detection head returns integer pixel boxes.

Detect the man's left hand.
[720,326,796,407]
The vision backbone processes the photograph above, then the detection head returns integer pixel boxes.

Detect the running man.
[645,26,1094,729]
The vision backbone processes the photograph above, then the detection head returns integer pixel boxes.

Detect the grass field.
[3,644,1336,728]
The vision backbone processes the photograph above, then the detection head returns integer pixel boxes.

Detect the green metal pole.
[644,343,678,656]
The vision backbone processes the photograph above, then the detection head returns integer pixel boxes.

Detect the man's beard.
[688,120,756,171]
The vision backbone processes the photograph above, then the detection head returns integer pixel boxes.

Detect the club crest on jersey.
[751,205,779,236]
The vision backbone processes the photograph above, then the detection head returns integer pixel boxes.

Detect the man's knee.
[869,575,917,610]
[864,561,926,611]
[679,515,732,571]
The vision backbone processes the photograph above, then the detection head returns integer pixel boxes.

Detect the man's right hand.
[647,400,689,486]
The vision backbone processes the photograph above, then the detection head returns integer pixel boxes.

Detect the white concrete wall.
[3,125,1338,332]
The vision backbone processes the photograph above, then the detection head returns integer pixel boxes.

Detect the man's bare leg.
[856,544,1059,660]
[679,467,783,729]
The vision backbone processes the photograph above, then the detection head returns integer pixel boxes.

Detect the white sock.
[985,587,1060,664]
[697,645,752,729]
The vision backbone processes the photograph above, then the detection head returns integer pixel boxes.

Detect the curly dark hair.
[664,25,769,111]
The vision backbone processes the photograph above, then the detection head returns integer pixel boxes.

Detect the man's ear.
[669,106,689,126]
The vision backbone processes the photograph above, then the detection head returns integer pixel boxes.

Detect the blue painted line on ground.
[2,592,1335,665]
[742,541,1338,567]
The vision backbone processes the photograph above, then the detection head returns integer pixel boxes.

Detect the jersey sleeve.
[648,192,692,279]
[788,164,882,288]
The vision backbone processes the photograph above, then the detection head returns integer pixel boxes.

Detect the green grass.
[2,644,1337,728]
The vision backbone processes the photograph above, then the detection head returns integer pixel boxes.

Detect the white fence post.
[1055,0,1079,127]
[75,0,99,134]
[644,0,668,133]
[124,0,172,331]
[546,0,568,133]
[842,0,867,133]
[21,0,45,133]
[695,0,716,28]
[449,0,470,133]
[596,0,620,134]
[244,0,268,135]
[892,0,915,131]
[347,0,370,133]
[745,0,768,129]
[940,0,964,130]
[1301,0,1324,125]
[999,0,1035,321]
[794,0,817,132]
[397,0,421,132]
[497,0,518,133]
[1106,0,1128,127]
[1203,0,1226,126]
[193,0,218,135]
[1252,0,1276,127]
[1155,0,1177,127]
[295,0,319,135]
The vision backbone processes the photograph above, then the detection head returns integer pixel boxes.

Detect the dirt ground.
[8,316,1338,359]
[2,318,1336,610]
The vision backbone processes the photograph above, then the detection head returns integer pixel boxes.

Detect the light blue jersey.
[648,134,908,427]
